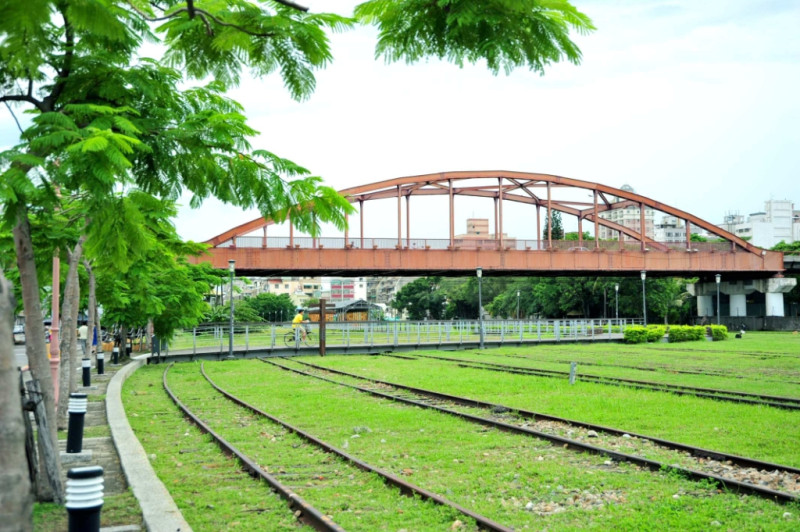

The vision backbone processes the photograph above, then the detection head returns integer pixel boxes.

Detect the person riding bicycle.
[292,308,309,340]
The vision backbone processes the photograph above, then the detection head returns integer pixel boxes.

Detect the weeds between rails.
[164,362,508,531]
[196,362,510,532]
[265,357,800,504]
[407,353,800,410]
[496,352,800,384]
[161,364,347,532]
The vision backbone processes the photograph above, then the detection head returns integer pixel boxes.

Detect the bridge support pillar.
[759,277,796,317]
[729,294,747,318]
[688,277,796,318]
[696,295,713,317]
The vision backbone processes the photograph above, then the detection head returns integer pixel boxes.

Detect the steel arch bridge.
[190,170,786,280]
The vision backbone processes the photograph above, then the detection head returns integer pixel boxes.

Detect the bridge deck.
[190,246,784,279]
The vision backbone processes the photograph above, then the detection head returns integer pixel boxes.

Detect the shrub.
[646,325,667,342]
[668,325,706,343]
[709,325,728,341]
[623,326,648,344]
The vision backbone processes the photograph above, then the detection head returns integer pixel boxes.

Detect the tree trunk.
[0,270,34,531]
[13,207,61,502]
[57,237,85,430]
[84,259,96,359]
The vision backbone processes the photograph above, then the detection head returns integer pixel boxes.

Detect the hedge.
[709,325,728,341]
[667,325,706,342]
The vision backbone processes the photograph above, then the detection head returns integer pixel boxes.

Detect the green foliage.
[564,231,593,241]
[690,233,708,242]
[392,277,447,320]
[646,325,667,342]
[356,0,594,75]
[623,326,648,344]
[205,299,264,324]
[542,210,564,240]
[709,325,728,341]
[243,292,296,322]
[668,325,706,343]
[771,240,800,255]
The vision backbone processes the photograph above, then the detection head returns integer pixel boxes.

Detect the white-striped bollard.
[96,351,104,375]
[81,357,91,387]
[66,393,88,453]
[112,347,119,365]
[66,466,104,532]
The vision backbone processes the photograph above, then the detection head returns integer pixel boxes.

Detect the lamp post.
[715,273,721,325]
[640,271,647,326]
[477,267,484,349]
[227,260,235,359]
[614,283,619,322]
[516,289,520,320]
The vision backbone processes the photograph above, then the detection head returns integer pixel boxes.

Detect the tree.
[0,270,32,530]
[543,211,564,240]
[392,277,447,320]
[1,0,593,510]
[245,293,296,322]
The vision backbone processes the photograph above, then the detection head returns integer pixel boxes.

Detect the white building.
[597,185,655,241]
[717,199,797,248]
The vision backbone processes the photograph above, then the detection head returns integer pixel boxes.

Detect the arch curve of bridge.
[199,170,783,279]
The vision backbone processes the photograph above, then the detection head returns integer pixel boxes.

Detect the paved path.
[54,355,191,531]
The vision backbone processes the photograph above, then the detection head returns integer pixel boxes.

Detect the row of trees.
[1,1,595,526]
[391,275,694,323]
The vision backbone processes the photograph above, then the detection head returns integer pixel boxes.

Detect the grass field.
[124,332,800,530]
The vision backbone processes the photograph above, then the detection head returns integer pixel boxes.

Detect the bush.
[623,326,649,344]
[668,325,706,343]
[709,325,728,341]
[646,325,667,342]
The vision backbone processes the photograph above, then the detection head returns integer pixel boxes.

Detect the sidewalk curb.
[106,356,192,532]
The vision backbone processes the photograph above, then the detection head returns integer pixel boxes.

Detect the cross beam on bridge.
[189,171,786,280]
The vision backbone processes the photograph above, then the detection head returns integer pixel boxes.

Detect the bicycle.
[283,328,315,347]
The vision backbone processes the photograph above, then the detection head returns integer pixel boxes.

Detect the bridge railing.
[167,318,641,357]
[217,236,735,253]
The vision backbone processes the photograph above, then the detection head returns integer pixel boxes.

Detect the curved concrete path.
[106,356,192,532]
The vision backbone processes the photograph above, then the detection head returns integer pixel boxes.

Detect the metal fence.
[167,318,638,357]
[217,236,734,253]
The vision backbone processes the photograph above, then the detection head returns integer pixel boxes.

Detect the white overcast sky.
[3,1,799,243]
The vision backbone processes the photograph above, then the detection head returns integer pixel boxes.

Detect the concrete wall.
[711,316,800,332]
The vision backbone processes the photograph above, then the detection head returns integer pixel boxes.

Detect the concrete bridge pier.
[696,295,714,317]
[759,277,797,317]
[688,277,797,318]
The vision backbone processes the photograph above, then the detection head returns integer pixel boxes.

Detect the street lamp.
[715,273,721,325]
[477,267,484,349]
[640,271,647,326]
[227,260,235,359]
[614,283,619,322]
[516,289,520,320]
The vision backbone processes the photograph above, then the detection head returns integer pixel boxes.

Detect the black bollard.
[96,351,104,375]
[112,347,119,365]
[66,466,104,532]
[81,357,91,387]
[66,393,88,453]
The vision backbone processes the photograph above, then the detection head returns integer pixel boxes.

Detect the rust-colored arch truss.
[198,171,783,278]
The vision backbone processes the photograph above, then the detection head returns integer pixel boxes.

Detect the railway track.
[409,353,800,410]
[476,352,800,388]
[162,364,345,531]
[264,357,800,504]
[166,362,512,531]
